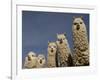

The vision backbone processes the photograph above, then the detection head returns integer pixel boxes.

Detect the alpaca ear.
[48,41,50,45]
[73,16,76,20]
[80,16,83,20]
[57,33,58,37]
[64,32,66,36]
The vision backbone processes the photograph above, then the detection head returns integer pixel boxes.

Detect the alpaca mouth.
[60,40,63,44]
[76,25,80,30]
[51,49,54,52]
[58,39,63,44]
[40,60,42,64]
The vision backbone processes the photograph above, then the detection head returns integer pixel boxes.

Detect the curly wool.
[72,17,89,66]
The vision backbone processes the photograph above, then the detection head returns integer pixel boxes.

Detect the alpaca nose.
[76,24,80,30]
[28,56,31,61]
[59,39,63,44]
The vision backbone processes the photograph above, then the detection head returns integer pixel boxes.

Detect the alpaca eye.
[58,39,60,41]
[80,22,82,24]
[32,55,34,57]
[74,23,77,25]
[54,46,56,48]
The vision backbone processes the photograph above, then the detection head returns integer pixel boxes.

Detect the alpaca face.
[37,54,46,67]
[56,33,67,45]
[24,51,37,68]
[27,51,36,61]
[48,42,57,56]
[73,17,86,33]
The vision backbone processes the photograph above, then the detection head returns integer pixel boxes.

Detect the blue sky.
[22,11,89,68]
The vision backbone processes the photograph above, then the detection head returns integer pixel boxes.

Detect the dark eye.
[54,46,56,48]
[32,55,34,57]
[74,23,77,25]
[58,39,60,41]
[80,22,82,24]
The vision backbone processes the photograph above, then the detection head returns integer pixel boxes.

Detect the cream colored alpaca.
[72,17,89,66]
[56,33,73,67]
[36,54,46,68]
[24,51,37,68]
[47,42,57,67]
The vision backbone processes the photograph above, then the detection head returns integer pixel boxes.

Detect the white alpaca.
[47,42,57,67]
[24,51,37,68]
[72,16,89,66]
[56,33,73,67]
